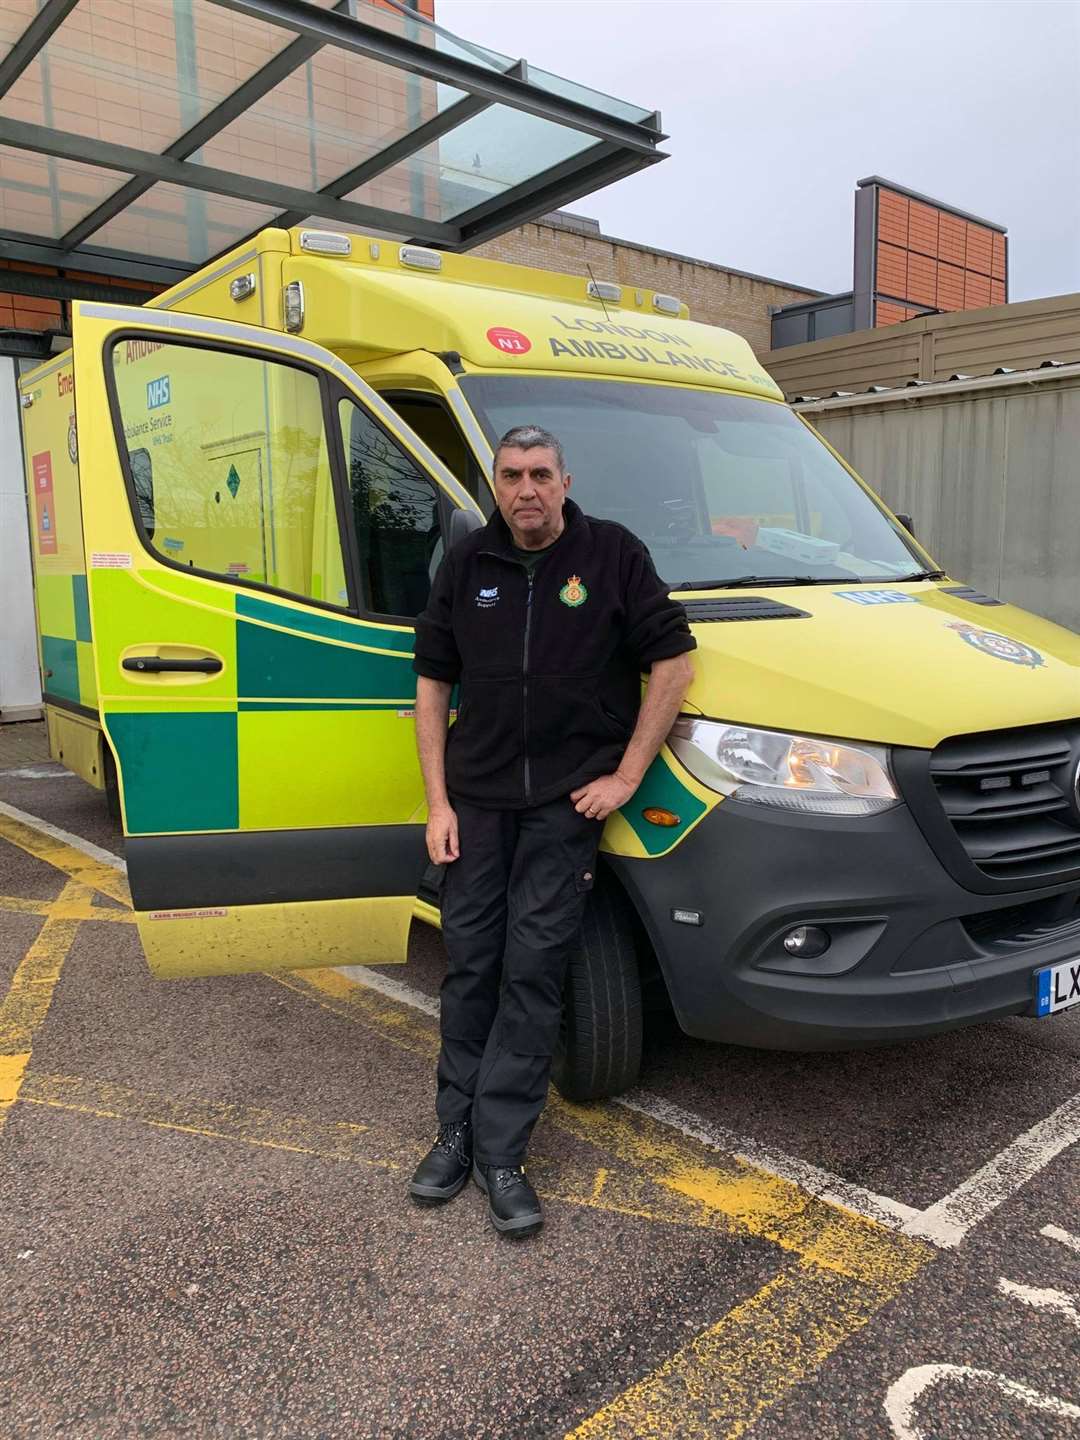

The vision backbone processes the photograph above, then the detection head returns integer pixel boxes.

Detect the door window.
[340,399,442,618]
[110,339,347,606]
[384,393,486,503]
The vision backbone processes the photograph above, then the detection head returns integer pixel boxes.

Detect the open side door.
[71,300,481,978]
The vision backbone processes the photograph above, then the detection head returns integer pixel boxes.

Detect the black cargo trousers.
[436,794,602,1167]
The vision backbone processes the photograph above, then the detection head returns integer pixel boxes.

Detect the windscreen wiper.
[673,575,819,591]
[888,569,948,582]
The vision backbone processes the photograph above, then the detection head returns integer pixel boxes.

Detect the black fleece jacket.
[413,499,696,809]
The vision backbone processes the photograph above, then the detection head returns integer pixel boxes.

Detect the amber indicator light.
[642,807,681,827]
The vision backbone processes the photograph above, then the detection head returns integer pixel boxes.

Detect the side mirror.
[448,507,484,549]
[895,513,915,538]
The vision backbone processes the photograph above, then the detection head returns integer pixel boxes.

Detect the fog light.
[783,925,830,958]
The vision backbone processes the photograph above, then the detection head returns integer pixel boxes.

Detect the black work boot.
[409,1120,473,1205]
[473,1161,543,1236]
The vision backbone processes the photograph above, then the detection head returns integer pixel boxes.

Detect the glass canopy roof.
[0,0,666,284]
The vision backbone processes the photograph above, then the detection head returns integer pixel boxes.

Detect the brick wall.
[0,261,161,353]
[473,217,820,356]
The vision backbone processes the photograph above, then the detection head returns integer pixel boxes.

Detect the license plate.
[1035,958,1080,1016]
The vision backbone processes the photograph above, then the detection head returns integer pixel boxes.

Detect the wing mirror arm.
[896,512,915,538]
[448,507,484,549]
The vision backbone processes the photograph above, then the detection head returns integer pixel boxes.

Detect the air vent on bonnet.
[940,586,1005,607]
[681,597,809,622]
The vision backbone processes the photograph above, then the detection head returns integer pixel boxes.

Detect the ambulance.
[19,226,1080,1099]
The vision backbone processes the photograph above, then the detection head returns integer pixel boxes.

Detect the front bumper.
[606,798,1080,1050]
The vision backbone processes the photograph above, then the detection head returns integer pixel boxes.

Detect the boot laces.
[434,1121,470,1163]
[493,1166,526,1192]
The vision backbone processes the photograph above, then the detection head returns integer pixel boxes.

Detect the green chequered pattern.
[236,623,416,701]
[236,593,415,653]
[624,753,708,856]
[38,574,95,707]
[41,635,79,704]
[107,710,239,834]
[72,574,91,643]
[76,640,97,707]
[36,572,75,641]
[101,580,420,835]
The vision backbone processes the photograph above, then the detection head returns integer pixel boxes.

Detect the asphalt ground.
[1,720,1078,1439]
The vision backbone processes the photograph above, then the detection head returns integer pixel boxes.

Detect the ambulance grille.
[928,724,1080,884]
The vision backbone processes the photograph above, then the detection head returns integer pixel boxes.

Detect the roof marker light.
[653,293,682,315]
[587,279,621,303]
[229,273,256,301]
[283,280,305,333]
[400,245,443,271]
[299,229,351,255]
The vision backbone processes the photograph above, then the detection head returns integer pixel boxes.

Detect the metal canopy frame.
[0,0,666,284]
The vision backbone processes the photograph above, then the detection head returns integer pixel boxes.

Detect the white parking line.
[617,1089,922,1229]
[338,964,919,1230]
[885,1364,1080,1438]
[1,799,1075,1249]
[2,766,77,780]
[0,800,126,871]
[903,1092,1080,1248]
[998,1278,1080,1329]
[1042,1224,1080,1255]
[339,964,439,1017]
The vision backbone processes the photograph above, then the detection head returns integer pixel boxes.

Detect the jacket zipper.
[477,546,541,804]
[522,569,534,804]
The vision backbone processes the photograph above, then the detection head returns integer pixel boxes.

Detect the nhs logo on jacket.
[146,376,171,409]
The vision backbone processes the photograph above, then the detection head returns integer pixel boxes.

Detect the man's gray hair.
[493,424,566,476]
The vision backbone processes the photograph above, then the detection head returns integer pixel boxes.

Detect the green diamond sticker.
[226,464,241,499]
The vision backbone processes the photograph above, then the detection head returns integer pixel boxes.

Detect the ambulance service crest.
[559,575,587,608]
[947,621,1045,669]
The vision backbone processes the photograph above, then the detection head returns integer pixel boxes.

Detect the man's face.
[493,445,571,547]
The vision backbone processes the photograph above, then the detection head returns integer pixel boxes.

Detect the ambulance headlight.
[669,719,898,816]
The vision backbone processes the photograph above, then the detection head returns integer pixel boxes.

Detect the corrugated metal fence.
[795,366,1080,631]
[766,292,1080,401]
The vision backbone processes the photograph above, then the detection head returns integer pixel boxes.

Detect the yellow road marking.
[0,894,136,924]
[284,966,932,1439]
[20,1071,410,1173]
[0,811,131,905]
[0,879,84,1133]
[566,1258,908,1440]
[552,1097,925,1285]
[273,966,440,1060]
[281,971,925,1271]
[0,895,55,917]
[0,808,931,1437]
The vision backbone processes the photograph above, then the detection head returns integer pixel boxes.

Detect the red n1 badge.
[487,326,531,356]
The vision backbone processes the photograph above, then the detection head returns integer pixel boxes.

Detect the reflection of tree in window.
[130,448,155,540]
[114,346,345,603]
[344,402,439,617]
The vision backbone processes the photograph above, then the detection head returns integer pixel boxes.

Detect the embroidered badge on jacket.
[559,575,588,608]
[476,586,499,608]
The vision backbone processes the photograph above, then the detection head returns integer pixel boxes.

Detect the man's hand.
[571,771,638,822]
[426,802,460,864]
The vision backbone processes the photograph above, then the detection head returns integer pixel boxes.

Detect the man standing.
[409,425,695,1237]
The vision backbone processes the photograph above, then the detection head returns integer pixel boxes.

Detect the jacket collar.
[482,496,585,559]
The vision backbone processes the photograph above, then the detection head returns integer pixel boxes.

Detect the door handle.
[123,656,222,674]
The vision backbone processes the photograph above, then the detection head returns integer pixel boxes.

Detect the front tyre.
[552,876,643,1101]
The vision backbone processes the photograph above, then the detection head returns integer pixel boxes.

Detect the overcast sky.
[439,0,1080,301]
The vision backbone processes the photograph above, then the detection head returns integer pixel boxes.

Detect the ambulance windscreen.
[460,377,922,589]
